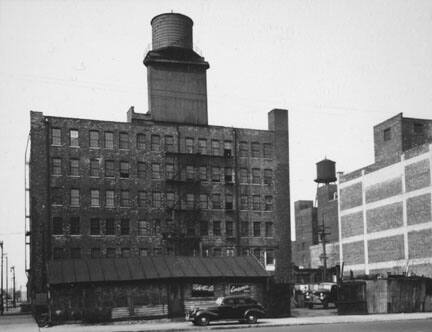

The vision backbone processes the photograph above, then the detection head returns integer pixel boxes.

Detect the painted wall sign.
[192,284,215,297]
[229,284,251,294]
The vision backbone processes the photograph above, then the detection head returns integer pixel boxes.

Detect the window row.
[51,158,273,184]
[51,217,273,238]
[52,246,274,261]
[51,189,273,211]
[50,128,273,158]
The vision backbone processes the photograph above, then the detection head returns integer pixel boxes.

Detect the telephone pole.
[5,254,7,311]
[10,266,15,308]
[319,215,330,282]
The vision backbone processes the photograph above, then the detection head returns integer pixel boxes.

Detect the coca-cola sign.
[192,284,215,297]
[229,284,251,294]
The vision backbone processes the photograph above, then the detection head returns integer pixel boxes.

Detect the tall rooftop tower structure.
[144,13,209,125]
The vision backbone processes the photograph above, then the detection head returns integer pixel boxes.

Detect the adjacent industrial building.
[26,12,291,319]
[338,113,432,277]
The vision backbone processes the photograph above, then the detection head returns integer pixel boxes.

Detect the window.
[383,128,391,141]
[211,166,220,182]
[224,141,232,157]
[51,128,61,146]
[138,220,151,236]
[151,134,160,151]
[69,129,79,147]
[185,193,194,209]
[211,140,220,155]
[105,219,115,235]
[240,195,248,210]
[138,191,147,207]
[240,168,248,183]
[70,217,80,235]
[213,220,221,236]
[52,158,62,176]
[186,220,195,236]
[120,219,129,235]
[265,222,273,237]
[53,247,64,260]
[91,248,101,258]
[51,187,63,205]
[137,162,146,179]
[106,190,114,208]
[52,217,63,235]
[104,132,114,149]
[265,196,273,211]
[105,160,114,177]
[166,163,174,179]
[186,165,194,180]
[225,194,233,210]
[224,167,233,182]
[239,141,248,157]
[70,159,79,176]
[212,194,221,209]
[251,142,260,157]
[199,166,207,181]
[152,192,161,208]
[185,137,194,153]
[166,192,175,208]
[71,248,81,259]
[120,190,130,207]
[152,163,160,179]
[137,133,146,149]
[153,219,161,235]
[90,190,100,207]
[198,139,207,154]
[200,220,208,236]
[264,169,273,185]
[266,249,275,265]
[199,194,208,209]
[90,218,100,235]
[241,221,249,236]
[89,130,99,148]
[106,247,116,258]
[120,161,129,178]
[226,221,234,237]
[252,195,260,210]
[139,248,149,256]
[90,159,99,177]
[252,168,261,184]
[119,132,129,149]
[253,222,261,237]
[213,248,222,256]
[70,189,80,207]
[263,143,272,158]
[153,248,162,256]
[226,248,235,257]
[165,135,174,152]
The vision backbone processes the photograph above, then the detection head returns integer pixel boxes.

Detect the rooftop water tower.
[314,158,337,184]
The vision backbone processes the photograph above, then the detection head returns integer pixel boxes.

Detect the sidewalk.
[0,313,39,332]
[40,312,432,332]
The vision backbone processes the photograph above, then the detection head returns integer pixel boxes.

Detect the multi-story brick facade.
[27,13,291,303]
[339,114,432,277]
[292,201,317,268]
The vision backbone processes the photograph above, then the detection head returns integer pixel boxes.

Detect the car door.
[220,298,235,319]
[234,297,249,318]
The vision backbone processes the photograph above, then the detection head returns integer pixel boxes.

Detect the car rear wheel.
[246,313,258,324]
[196,315,210,326]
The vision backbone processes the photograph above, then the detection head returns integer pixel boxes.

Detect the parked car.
[304,282,337,309]
[186,295,265,326]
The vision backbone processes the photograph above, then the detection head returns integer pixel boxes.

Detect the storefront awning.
[47,256,269,285]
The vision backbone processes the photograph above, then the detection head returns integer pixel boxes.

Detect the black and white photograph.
[0,1,431,331]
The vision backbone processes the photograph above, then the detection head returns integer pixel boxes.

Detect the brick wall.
[341,211,363,238]
[405,159,431,192]
[368,235,404,264]
[340,182,363,210]
[373,113,403,163]
[365,177,402,203]
[343,241,364,265]
[407,193,431,225]
[408,228,432,259]
[316,184,339,242]
[366,202,403,233]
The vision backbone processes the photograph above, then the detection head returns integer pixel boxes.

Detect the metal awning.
[47,256,268,285]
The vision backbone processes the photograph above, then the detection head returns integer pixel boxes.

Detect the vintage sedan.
[186,295,265,326]
[304,282,338,309]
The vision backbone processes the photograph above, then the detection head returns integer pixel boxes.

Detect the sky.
[0,0,432,292]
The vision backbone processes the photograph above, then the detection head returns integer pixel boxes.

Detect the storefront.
[47,256,269,323]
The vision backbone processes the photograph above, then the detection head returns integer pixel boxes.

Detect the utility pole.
[319,215,330,282]
[0,241,3,315]
[5,254,7,311]
[10,266,15,308]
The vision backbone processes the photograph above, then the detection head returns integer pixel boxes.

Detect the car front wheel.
[196,315,210,326]
[246,313,258,324]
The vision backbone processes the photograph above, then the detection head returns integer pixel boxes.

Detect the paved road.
[219,319,432,332]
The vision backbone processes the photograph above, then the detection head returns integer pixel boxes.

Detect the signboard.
[229,284,251,295]
[192,284,215,297]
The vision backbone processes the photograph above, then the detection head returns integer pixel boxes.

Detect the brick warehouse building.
[27,13,291,311]
[338,113,432,277]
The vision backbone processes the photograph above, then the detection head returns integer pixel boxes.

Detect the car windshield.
[215,297,224,305]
